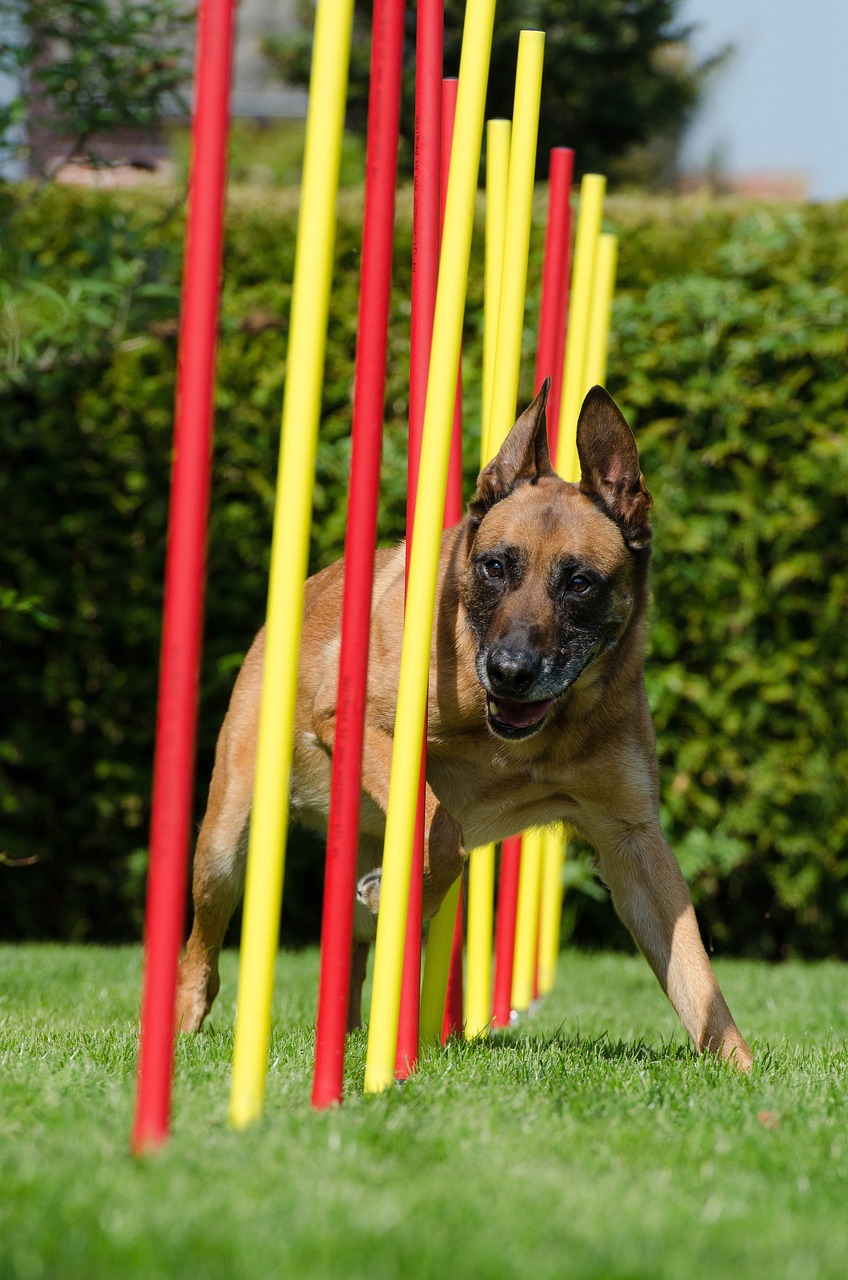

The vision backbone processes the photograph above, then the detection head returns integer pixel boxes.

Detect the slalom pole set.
[132,0,619,1149]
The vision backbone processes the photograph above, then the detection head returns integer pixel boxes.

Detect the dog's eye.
[481,558,505,581]
[567,574,593,595]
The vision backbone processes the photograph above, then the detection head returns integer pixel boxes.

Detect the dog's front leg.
[592,822,752,1070]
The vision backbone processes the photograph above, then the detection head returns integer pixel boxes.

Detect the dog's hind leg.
[177,639,263,1032]
[176,727,254,1033]
[348,940,370,1032]
[355,770,465,924]
[176,822,249,1033]
[345,833,382,1031]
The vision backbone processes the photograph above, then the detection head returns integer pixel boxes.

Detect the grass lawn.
[1,945,846,1279]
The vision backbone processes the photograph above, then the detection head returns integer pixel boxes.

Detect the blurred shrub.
[1,185,846,956]
[612,212,848,959]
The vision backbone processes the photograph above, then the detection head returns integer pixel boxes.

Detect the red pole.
[440,77,465,1040]
[395,0,443,1079]
[442,878,465,1041]
[132,0,236,1154]
[311,0,405,1110]
[512,149,574,1021]
[534,148,574,463]
[442,78,464,530]
[492,835,522,1028]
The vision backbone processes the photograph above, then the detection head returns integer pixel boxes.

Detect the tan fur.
[177,383,751,1071]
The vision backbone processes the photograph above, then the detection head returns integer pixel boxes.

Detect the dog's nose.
[486,645,541,696]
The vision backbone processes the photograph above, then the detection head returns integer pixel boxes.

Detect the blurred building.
[21,0,307,183]
[230,0,307,120]
[680,169,809,200]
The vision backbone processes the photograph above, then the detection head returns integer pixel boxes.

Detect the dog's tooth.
[488,699,499,717]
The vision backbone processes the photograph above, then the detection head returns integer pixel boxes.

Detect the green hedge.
[1,185,847,956]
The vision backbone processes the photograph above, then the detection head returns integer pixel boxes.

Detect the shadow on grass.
[465,1025,695,1067]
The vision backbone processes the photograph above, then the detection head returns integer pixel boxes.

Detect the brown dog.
[176,382,751,1069]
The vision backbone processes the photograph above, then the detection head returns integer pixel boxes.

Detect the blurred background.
[1,0,846,960]
[680,0,848,202]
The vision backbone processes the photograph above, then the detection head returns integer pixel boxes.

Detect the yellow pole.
[537,825,566,995]
[464,844,495,1038]
[418,32,545,1050]
[482,119,510,454]
[465,130,509,1047]
[465,127,509,1044]
[363,0,497,1095]
[418,876,462,1045]
[485,29,546,459]
[464,36,545,1042]
[583,231,618,390]
[511,826,545,1011]
[228,0,354,1130]
[555,173,605,481]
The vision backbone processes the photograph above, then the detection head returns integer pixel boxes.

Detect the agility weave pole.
[464,840,496,1038]
[492,834,523,1027]
[363,0,498,1094]
[463,116,510,1042]
[484,30,545,457]
[418,75,467,1051]
[482,118,510,450]
[535,147,574,456]
[537,825,567,995]
[440,77,467,541]
[228,0,355,1129]
[556,172,606,479]
[584,232,619,391]
[132,0,236,1155]
[511,826,546,1011]
[395,0,445,1079]
[463,30,546,1036]
[310,0,405,1112]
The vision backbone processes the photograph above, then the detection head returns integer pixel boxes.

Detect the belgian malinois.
[176,382,751,1069]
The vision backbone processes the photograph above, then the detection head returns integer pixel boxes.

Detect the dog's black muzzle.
[485,644,542,698]
[482,644,557,739]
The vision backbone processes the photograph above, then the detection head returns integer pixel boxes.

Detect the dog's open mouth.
[486,694,556,740]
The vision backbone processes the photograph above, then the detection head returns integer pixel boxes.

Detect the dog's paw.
[174,986,209,1034]
[357,868,382,914]
[175,961,219,1033]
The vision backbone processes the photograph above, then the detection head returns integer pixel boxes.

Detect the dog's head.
[463,380,653,740]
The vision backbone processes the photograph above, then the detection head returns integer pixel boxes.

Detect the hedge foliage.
[1,185,847,957]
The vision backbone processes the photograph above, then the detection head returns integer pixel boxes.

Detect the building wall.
[230,0,308,119]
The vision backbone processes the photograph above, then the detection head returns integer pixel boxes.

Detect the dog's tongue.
[489,695,555,729]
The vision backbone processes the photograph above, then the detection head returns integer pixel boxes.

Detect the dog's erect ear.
[576,386,653,550]
[469,378,554,526]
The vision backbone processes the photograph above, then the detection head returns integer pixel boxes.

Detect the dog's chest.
[426,740,577,848]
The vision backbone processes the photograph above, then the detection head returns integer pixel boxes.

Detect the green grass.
[1,946,846,1279]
